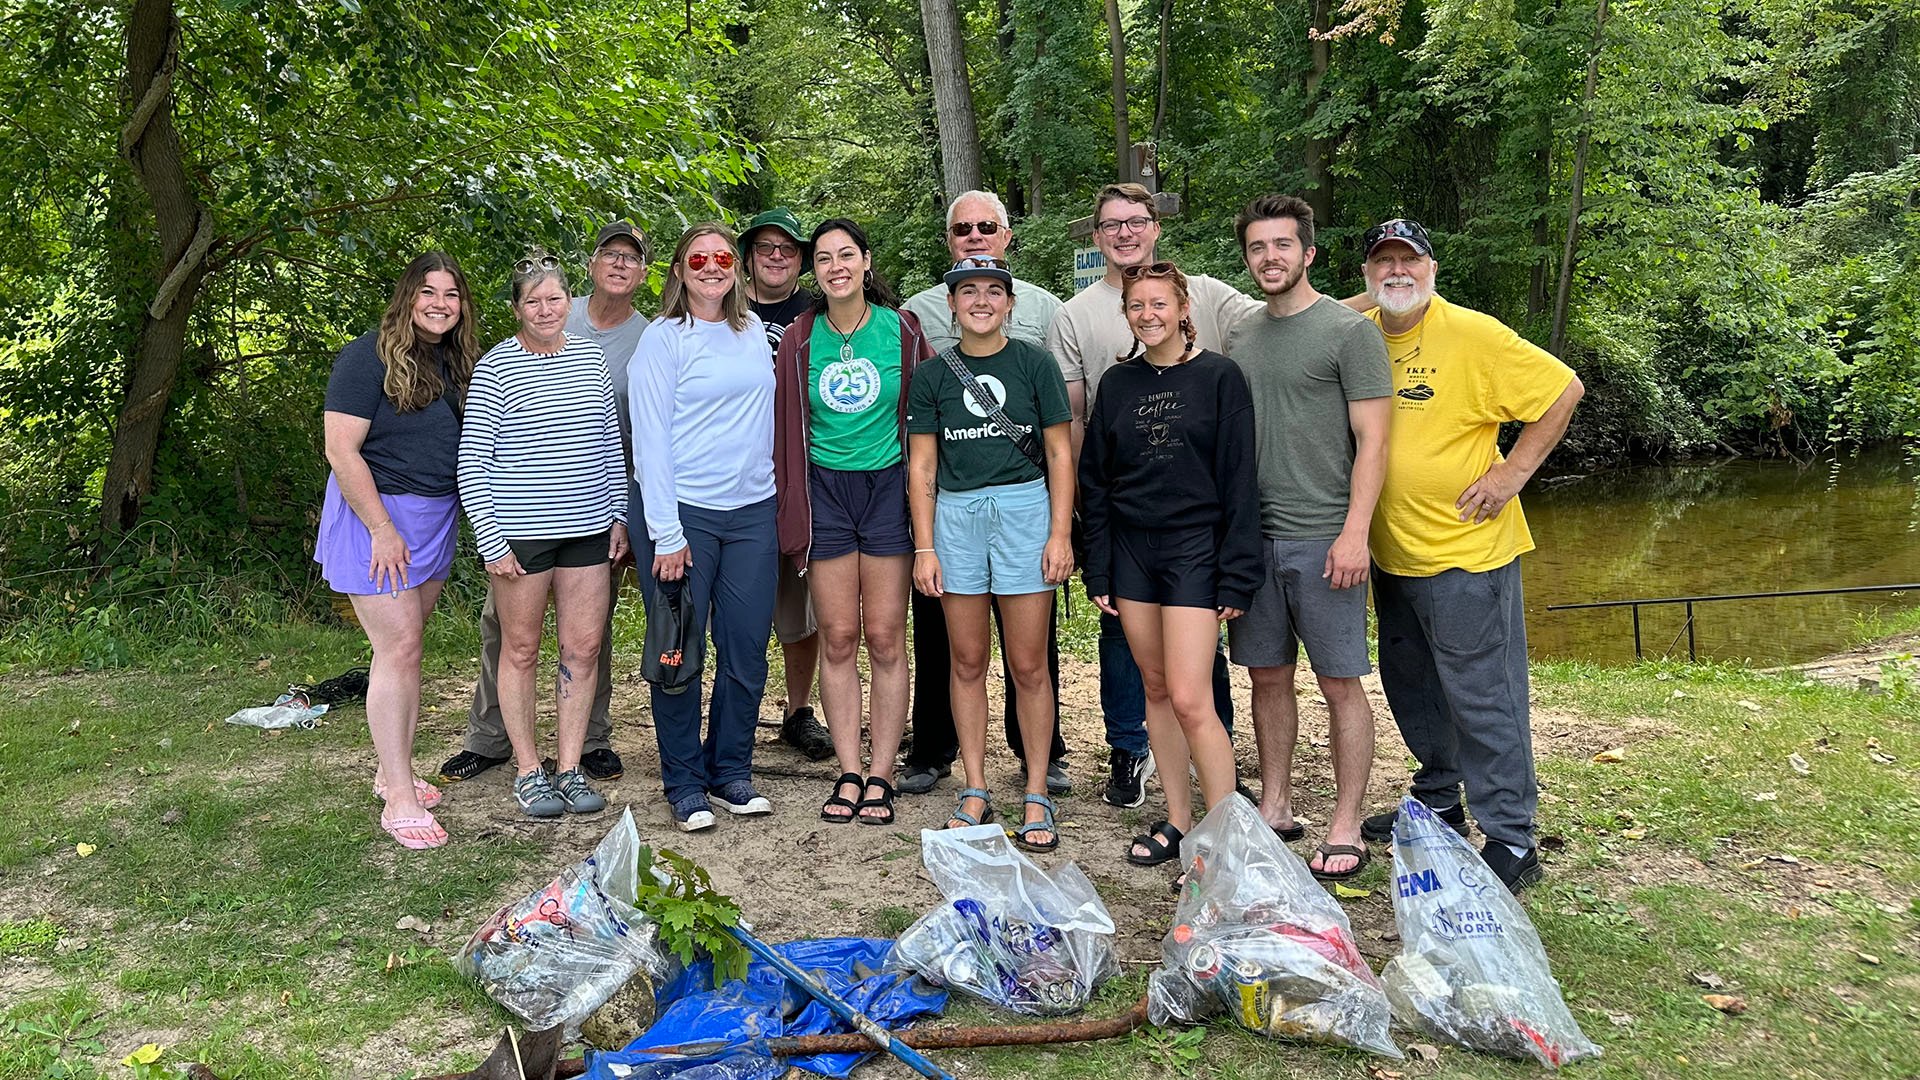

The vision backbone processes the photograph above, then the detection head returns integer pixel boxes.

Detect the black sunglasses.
[949,220,1003,238]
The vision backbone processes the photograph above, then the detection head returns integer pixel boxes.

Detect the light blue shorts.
[933,478,1051,596]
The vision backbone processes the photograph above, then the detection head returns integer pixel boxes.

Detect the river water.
[1518,448,1920,665]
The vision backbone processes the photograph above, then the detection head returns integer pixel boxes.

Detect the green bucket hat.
[742,208,808,255]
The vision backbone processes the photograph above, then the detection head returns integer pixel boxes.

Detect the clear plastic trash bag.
[455,808,677,1030]
[1382,798,1601,1067]
[224,689,328,729]
[883,823,1118,1016]
[1147,794,1401,1058]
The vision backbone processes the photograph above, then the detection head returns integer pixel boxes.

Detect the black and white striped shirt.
[458,333,627,563]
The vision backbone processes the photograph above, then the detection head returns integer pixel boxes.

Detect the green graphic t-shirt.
[906,337,1072,492]
[808,305,904,470]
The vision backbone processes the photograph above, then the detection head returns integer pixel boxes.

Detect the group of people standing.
[316,183,1582,894]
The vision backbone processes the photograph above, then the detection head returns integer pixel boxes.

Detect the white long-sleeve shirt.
[457,334,627,563]
[629,313,775,554]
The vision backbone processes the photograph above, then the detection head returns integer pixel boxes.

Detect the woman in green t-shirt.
[772,219,935,828]
[905,256,1076,851]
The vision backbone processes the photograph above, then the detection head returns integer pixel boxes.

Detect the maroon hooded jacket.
[773,306,936,567]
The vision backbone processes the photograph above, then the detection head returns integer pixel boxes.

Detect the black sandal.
[1126,820,1185,867]
[820,772,862,823]
[855,775,896,826]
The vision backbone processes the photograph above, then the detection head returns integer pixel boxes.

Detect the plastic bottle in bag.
[1381,798,1600,1067]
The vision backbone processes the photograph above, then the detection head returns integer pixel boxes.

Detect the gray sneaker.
[897,762,950,795]
[1045,758,1072,796]
[513,769,565,818]
[553,768,607,814]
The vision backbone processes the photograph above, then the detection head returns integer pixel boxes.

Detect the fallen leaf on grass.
[279,990,292,1006]
[74,842,96,857]
[1591,748,1627,764]
[1691,971,1727,989]
[159,808,183,826]
[1332,882,1371,899]
[1619,828,1647,841]
[254,657,272,672]
[1856,952,1881,966]
[1365,1068,1405,1080]
[384,951,408,971]
[394,915,432,934]
[1736,699,1764,712]
[1702,994,1748,1014]
[1671,689,1689,699]
[1766,853,1801,865]
[1752,791,1779,802]
[1788,753,1811,775]
[1869,751,1896,765]
[1407,1042,1441,1060]
[120,1044,164,1068]
[1607,1013,1634,1027]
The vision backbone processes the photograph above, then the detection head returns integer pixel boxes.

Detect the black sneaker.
[1103,748,1154,808]
[580,747,624,781]
[1361,800,1469,843]
[1480,842,1544,892]
[780,707,835,762]
[439,749,509,781]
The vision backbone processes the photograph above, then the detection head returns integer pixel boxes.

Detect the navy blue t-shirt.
[323,331,461,497]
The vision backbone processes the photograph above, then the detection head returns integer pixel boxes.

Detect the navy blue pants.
[650,497,777,806]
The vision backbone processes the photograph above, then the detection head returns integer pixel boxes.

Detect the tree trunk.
[1029,21,1048,215]
[1528,122,1552,318]
[1105,0,1128,179]
[1152,0,1172,145]
[103,0,217,535]
[1302,0,1334,229]
[1551,0,1609,358]
[920,0,983,199]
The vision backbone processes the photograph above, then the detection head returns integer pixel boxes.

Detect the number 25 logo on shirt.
[819,357,882,413]
[960,374,1009,419]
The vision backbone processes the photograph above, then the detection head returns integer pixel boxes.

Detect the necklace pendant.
[840,342,854,364]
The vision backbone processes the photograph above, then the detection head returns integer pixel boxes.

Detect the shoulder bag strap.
[940,346,1048,476]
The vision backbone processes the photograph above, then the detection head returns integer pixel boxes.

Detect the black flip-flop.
[1126,820,1185,867]
[1274,820,1306,842]
[1309,842,1371,881]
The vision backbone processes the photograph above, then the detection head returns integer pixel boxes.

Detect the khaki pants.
[463,565,624,756]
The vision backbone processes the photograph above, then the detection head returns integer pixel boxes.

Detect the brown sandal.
[1309,842,1371,881]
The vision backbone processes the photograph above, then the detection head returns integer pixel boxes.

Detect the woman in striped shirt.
[631,223,779,833]
[457,254,629,819]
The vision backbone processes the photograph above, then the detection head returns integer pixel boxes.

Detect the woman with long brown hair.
[318,251,480,850]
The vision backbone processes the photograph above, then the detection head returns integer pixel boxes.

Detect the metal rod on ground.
[722,923,957,1080]
[648,992,1152,1057]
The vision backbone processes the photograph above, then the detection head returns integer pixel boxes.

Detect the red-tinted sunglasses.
[684,250,736,271]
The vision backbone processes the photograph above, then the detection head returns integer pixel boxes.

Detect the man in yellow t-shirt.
[1353,219,1584,892]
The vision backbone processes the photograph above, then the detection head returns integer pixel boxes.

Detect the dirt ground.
[1769,630,1919,693]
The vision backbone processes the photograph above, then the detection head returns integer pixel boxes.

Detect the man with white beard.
[1354,218,1584,892]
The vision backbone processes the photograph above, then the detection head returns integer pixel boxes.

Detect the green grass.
[0,627,1915,1079]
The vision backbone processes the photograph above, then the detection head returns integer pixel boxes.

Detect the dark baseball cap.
[742,208,807,248]
[1363,218,1434,258]
[944,255,1014,292]
[592,221,648,256]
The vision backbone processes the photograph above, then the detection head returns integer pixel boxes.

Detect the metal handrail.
[1545,583,1919,660]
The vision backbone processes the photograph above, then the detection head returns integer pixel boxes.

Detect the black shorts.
[809,461,913,560]
[1112,524,1219,609]
[508,530,609,574]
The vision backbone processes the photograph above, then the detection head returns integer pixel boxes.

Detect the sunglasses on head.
[684,250,737,271]
[1121,261,1178,280]
[513,254,561,276]
[949,220,1003,238]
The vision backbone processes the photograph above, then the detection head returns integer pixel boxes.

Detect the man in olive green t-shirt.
[1223,195,1391,882]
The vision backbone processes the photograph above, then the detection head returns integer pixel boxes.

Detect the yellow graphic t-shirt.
[1368,295,1575,577]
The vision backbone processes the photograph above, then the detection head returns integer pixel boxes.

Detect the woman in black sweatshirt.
[1077,261,1261,871]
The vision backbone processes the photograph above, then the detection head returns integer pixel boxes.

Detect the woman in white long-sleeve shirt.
[630,223,779,832]
[458,254,628,819]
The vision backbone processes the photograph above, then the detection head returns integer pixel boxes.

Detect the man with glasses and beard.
[898,190,1071,798]
[1048,182,1261,811]
[443,222,649,785]
[1354,218,1584,892]
[741,208,832,763]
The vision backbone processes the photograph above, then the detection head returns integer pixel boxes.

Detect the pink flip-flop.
[380,810,448,850]
[373,776,443,809]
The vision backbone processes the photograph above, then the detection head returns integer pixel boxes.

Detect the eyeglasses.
[1120,261,1178,280]
[1095,215,1155,236]
[949,220,1003,238]
[751,240,800,258]
[596,249,643,267]
[513,254,561,276]
[684,250,737,272]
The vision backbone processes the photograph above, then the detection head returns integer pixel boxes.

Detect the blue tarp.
[582,936,947,1080]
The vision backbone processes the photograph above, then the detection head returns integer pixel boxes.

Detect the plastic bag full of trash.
[455,808,678,1031]
[224,688,328,730]
[1147,794,1402,1058]
[1381,798,1601,1067]
[883,823,1118,1016]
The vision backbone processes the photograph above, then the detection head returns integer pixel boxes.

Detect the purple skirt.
[314,475,460,595]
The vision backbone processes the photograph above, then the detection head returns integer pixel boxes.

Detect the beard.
[1255,260,1306,299]
[1369,274,1434,317]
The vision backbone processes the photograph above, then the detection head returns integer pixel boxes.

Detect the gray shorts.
[774,553,816,644]
[1227,537,1371,677]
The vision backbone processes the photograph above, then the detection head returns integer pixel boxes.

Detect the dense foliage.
[0,0,1915,638]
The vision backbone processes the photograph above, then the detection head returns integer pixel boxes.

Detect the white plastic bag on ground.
[454,808,676,1030]
[1148,794,1401,1057]
[1382,798,1601,1067]
[884,823,1117,1015]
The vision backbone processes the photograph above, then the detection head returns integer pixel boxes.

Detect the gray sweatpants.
[1373,558,1536,849]
[463,567,623,756]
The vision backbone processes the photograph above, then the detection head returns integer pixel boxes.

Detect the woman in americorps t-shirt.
[905,255,1076,854]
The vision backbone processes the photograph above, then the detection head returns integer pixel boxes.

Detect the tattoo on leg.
[558,660,573,699]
